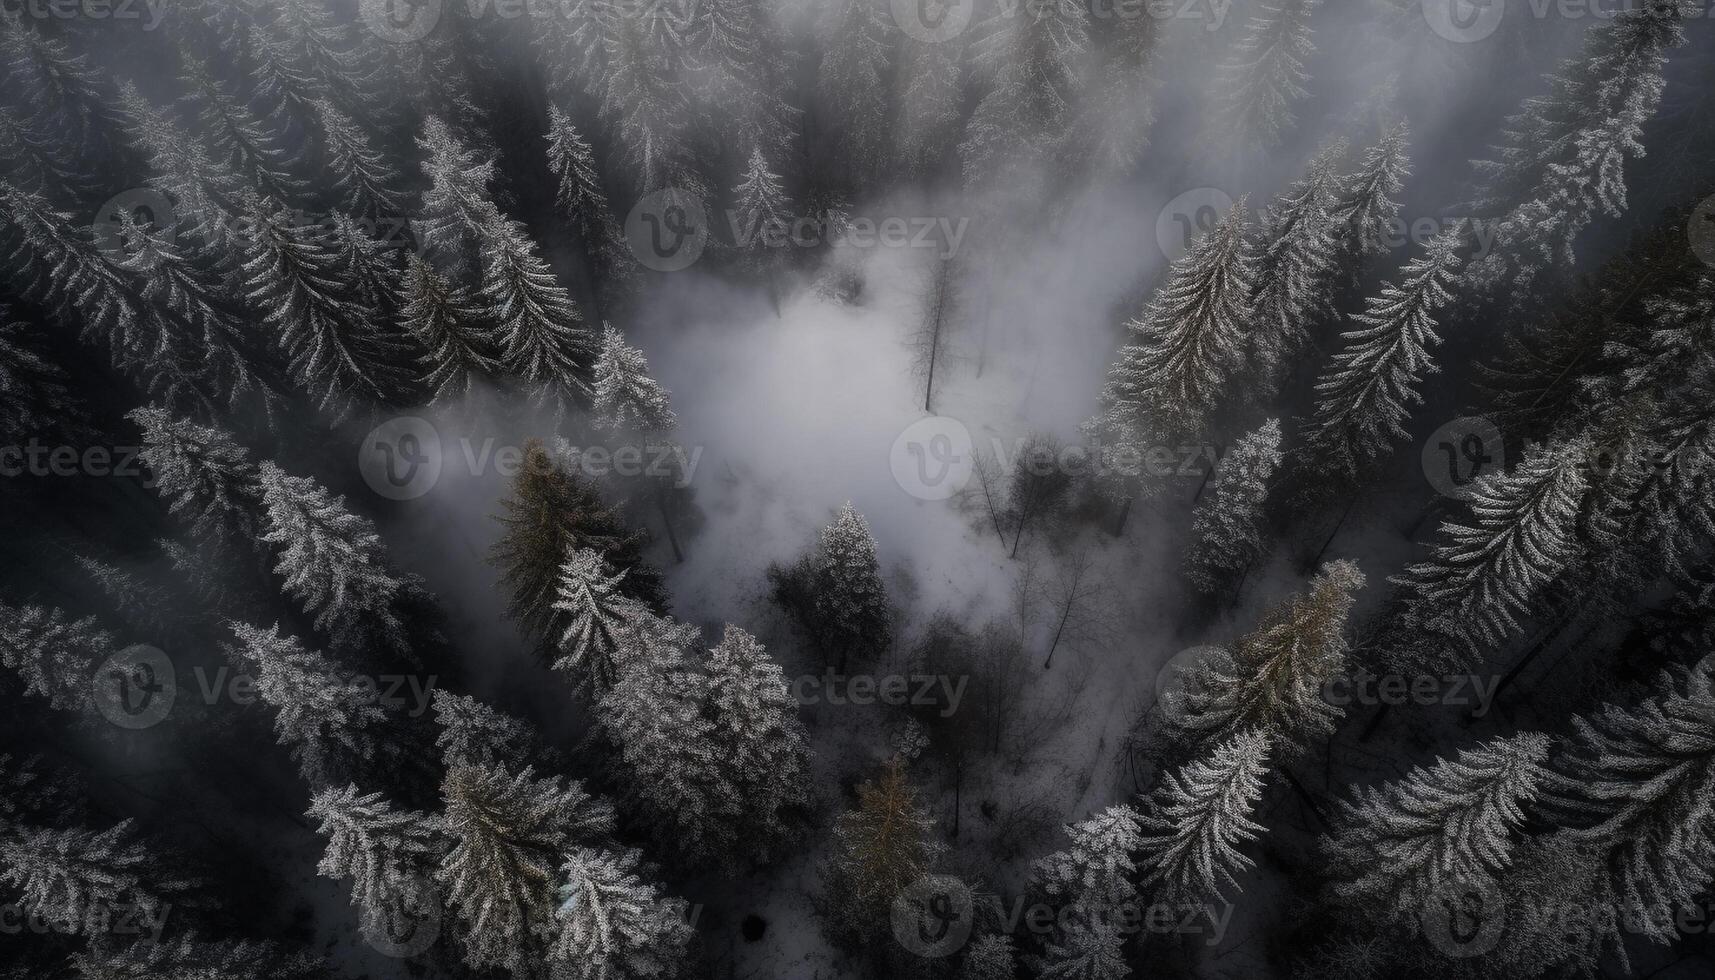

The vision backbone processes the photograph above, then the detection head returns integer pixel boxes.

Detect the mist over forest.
[1,0,1714,978]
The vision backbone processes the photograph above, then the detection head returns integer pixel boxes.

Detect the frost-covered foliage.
[702,625,811,862]
[228,622,385,785]
[1216,0,1320,150]
[1137,729,1271,902]
[432,690,537,768]
[0,601,113,711]
[553,547,650,693]
[308,784,447,928]
[592,323,677,433]
[0,818,194,927]
[130,407,260,543]
[1185,419,1283,595]
[551,846,694,978]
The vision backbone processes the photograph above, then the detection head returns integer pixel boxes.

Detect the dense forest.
[1,0,1713,977]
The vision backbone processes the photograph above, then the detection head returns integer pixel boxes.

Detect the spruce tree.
[257,461,410,648]
[415,116,503,270]
[0,314,82,445]
[307,785,448,930]
[592,323,677,433]
[0,818,194,928]
[1216,0,1320,150]
[177,53,308,202]
[1030,805,1143,979]
[1250,141,1348,386]
[1184,419,1283,595]
[550,846,694,978]
[130,407,260,544]
[1336,120,1410,259]
[959,934,1018,980]
[478,214,597,413]
[1325,732,1550,912]
[438,761,615,972]
[959,1,1089,193]
[228,622,385,786]
[310,98,404,219]
[1136,729,1271,902]
[432,690,538,769]
[1096,199,1254,440]
[703,625,811,863]
[815,0,894,186]
[1307,226,1465,473]
[553,547,650,694]
[731,147,792,269]
[0,601,113,712]
[822,756,944,944]
[546,106,631,284]
[400,252,500,403]
[72,934,325,980]
[812,502,891,668]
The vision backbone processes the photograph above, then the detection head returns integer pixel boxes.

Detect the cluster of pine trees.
[0,0,1712,978]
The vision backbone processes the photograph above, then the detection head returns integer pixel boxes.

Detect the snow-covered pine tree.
[0,313,82,445]
[438,761,615,972]
[1249,141,1349,388]
[813,502,891,669]
[258,0,377,112]
[1069,16,1161,177]
[1546,658,1715,944]
[0,103,97,203]
[74,556,171,636]
[309,99,405,219]
[597,7,707,197]
[552,547,650,694]
[815,0,894,187]
[1184,419,1283,596]
[1392,436,1593,668]
[71,935,324,980]
[236,196,404,413]
[307,785,448,930]
[1030,805,1143,979]
[959,0,1090,193]
[1180,560,1365,756]
[592,323,678,434]
[415,116,503,271]
[227,622,385,786]
[1335,120,1410,259]
[256,461,410,649]
[130,407,260,543]
[703,625,811,862]
[1215,0,1320,150]
[324,212,404,313]
[1324,732,1550,912]
[598,614,741,865]
[1465,0,1690,298]
[0,818,195,928]
[731,147,791,269]
[432,690,538,769]
[822,756,944,945]
[177,53,309,203]
[1306,226,1465,474]
[477,214,597,413]
[690,0,796,163]
[0,601,112,713]
[491,439,668,655]
[551,846,694,979]
[400,251,500,403]
[0,17,126,159]
[959,934,1018,980]
[896,33,965,176]
[1096,199,1254,441]
[546,106,632,285]
[116,81,247,250]
[1136,729,1271,902]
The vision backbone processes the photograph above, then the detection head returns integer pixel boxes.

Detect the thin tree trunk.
[1191,447,1220,504]
[1310,496,1357,567]
[655,490,684,563]
[1043,600,1073,670]
[1111,496,1132,537]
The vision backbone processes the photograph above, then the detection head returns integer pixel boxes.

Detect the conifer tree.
[432,690,538,769]
[1250,141,1348,386]
[0,601,113,712]
[416,116,503,269]
[691,0,796,162]
[1071,17,1160,176]
[960,934,1018,980]
[177,54,308,202]
[790,502,891,669]
[1548,659,1715,942]
[74,556,171,636]
[0,818,194,927]
[1307,227,1465,473]
[308,785,448,929]
[597,9,707,197]
[130,407,260,543]
[439,761,615,972]
[478,214,597,413]
[703,625,811,862]
[72,935,325,980]
[257,461,410,648]
[896,34,965,175]
[400,251,500,403]
[1185,419,1283,595]
[1,18,126,159]
[1325,732,1550,912]
[822,756,944,944]
[553,547,650,694]
[1136,729,1271,902]
[491,439,668,655]
[816,0,894,186]
[1336,120,1410,259]
[551,846,694,978]
[0,314,81,444]
[1180,560,1365,755]
[0,103,96,202]
[228,622,385,786]
[1216,0,1320,150]
[546,106,632,285]
[731,147,791,268]
[117,82,247,248]
[1095,199,1254,440]
[1393,436,1593,666]
[960,1,1090,193]
[1030,805,1143,979]
[592,324,677,433]
[1465,0,1690,297]
[310,99,405,219]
